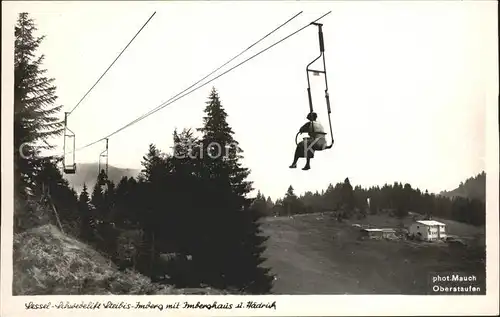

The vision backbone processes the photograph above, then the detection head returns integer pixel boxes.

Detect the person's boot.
[302,158,311,170]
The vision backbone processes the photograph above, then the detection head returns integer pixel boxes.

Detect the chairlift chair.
[62,112,77,174]
[295,22,334,150]
[98,138,109,176]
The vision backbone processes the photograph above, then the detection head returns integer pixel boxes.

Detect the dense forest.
[253,174,486,226]
[440,171,486,202]
[13,12,486,295]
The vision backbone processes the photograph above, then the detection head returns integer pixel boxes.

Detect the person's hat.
[307,112,318,121]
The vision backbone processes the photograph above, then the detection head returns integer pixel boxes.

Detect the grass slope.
[262,213,485,294]
[13,225,225,295]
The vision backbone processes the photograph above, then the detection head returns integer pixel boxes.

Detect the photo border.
[2,1,498,316]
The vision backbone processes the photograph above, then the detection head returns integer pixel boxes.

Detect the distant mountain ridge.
[64,162,140,193]
[440,171,486,202]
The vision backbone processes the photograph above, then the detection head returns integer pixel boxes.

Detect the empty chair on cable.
[63,112,77,174]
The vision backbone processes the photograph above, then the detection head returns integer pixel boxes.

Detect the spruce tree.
[14,13,64,197]
[102,180,116,221]
[139,144,166,182]
[114,176,137,228]
[194,87,273,293]
[283,185,299,216]
[78,184,90,211]
[156,129,205,287]
[87,170,110,251]
[172,129,201,162]
[99,180,118,258]
[169,129,203,247]
[251,191,269,217]
[136,144,168,277]
[340,177,355,218]
[78,184,94,242]
[90,170,108,215]
[266,196,274,210]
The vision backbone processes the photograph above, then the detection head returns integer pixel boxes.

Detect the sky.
[5,1,498,200]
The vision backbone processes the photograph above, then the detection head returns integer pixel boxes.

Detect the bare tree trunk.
[48,197,64,234]
[43,183,64,234]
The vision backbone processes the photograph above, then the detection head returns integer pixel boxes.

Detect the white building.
[408,220,446,241]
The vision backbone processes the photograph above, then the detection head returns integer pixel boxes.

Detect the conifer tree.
[266,196,274,210]
[136,144,168,277]
[169,129,203,246]
[78,184,90,209]
[140,144,166,182]
[14,13,64,197]
[340,178,355,218]
[194,87,273,293]
[102,180,116,221]
[172,128,201,163]
[251,190,269,217]
[78,183,94,242]
[90,170,108,216]
[99,179,118,258]
[87,170,112,252]
[283,185,301,215]
[114,176,137,228]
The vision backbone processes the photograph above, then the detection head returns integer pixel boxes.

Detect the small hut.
[381,228,397,239]
[360,229,384,240]
[360,228,397,240]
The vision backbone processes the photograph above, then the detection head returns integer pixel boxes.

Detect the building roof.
[416,220,446,226]
[381,228,396,232]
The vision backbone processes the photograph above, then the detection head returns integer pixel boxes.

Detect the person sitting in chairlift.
[289,112,327,170]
